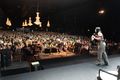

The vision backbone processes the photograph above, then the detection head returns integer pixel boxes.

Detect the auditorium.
[0,0,120,80]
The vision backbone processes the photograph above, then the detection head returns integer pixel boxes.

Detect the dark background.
[0,0,120,41]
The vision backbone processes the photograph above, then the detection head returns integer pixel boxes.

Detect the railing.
[97,66,120,80]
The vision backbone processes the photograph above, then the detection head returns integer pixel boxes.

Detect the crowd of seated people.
[0,30,117,68]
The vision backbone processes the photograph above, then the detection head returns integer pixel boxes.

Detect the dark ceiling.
[0,0,120,40]
[0,0,98,18]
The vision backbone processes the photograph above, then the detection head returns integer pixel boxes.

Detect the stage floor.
[1,54,120,80]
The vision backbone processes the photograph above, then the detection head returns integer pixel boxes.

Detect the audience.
[0,30,118,68]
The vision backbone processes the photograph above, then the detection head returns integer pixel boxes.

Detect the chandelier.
[47,20,50,27]
[24,20,28,26]
[34,12,41,25]
[34,0,41,26]
[6,18,12,26]
[28,17,33,26]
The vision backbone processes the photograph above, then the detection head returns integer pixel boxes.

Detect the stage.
[1,54,120,80]
[1,61,30,76]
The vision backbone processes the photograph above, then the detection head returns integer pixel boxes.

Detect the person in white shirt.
[91,27,109,66]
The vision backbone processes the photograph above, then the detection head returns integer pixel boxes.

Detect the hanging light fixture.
[6,18,12,26]
[22,22,25,27]
[28,17,33,26]
[47,20,50,27]
[24,20,28,26]
[34,0,41,25]
[34,12,41,25]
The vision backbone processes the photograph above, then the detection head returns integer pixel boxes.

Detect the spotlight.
[98,9,105,15]
[31,61,40,71]
[99,10,104,14]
